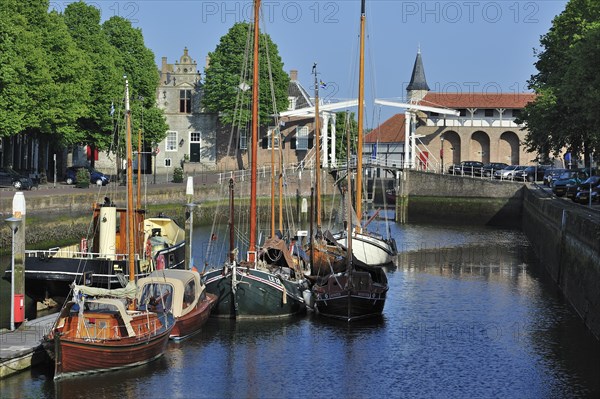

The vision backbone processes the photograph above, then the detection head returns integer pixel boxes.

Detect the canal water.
[1,222,599,398]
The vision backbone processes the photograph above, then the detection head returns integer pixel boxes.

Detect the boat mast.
[137,129,142,210]
[249,0,260,263]
[125,78,135,309]
[229,178,235,263]
[270,126,275,237]
[355,0,366,232]
[313,63,321,230]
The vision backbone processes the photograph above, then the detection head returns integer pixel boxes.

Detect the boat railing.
[25,248,131,260]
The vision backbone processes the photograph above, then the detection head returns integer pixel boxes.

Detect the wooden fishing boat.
[47,287,174,379]
[203,6,308,316]
[311,264,388,321]
[204,181,307,319]
[44,79,174,379]
[137,269,217,340]
[312,0,389,320]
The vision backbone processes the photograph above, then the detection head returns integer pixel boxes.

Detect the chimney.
[290,69,298,81]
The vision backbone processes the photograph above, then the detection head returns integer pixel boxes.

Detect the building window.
[166,131,177,152]
[164,158,172,167]
[239,128,247,150]
[484,109,494,117]
[512,109,521,118]
[179,90,192,113]
[267,127,280,149]
[190,132,201,143]
[288,96,296,111]
[296,126,309,150]
[430,112,439,117]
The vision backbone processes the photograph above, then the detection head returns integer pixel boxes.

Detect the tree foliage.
[334,111,358,163]
[0,0,88,145]
[102,16,168,148]
[0,1,166,161]
[520,0,600,163]
[202,22,290,127]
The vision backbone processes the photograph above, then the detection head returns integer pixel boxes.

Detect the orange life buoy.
[156,254,165,270]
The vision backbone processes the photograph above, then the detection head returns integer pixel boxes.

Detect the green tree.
[202,22,290,127]
[334,111,358,163]
[0,0,89,168]
[520,0,600,164]
[102,16,168,147]
[63,1,123,162]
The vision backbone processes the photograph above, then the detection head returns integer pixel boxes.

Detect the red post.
[14,294,24,323]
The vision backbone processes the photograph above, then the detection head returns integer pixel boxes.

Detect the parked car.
[493,165,519,179]
[448,161,484,176]
[506,165,528,180]
[65,166,109,186]
[573,176,600,203]
[514,165,551,182]
[0,167,34,190]
[543,168,567,187]
[551,170,589,197]
[481,162,508,177]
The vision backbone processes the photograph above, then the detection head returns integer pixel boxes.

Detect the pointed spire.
[407,49,430,91]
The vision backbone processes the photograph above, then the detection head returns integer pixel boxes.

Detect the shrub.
[76,168,90,187]
[173,167,184,183]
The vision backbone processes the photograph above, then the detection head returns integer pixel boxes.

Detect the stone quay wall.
[522,188,600,339]
[402,170,525,228]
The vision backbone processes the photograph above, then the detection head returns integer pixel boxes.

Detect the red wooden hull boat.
[48,297,174,379]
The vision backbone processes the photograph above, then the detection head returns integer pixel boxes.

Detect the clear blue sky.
[56,0,568,126]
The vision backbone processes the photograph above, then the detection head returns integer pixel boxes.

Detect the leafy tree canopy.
[521,0,600,162]
[103,16,168,148]
[202,22,290,127]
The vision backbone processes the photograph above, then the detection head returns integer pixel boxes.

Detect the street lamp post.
[5,216,22,331]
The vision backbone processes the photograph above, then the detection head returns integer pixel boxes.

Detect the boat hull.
[334,232,396,267]
[5,242,186,301]
[204,267,306,319]
[171,293,218,341]
[52,312,174,380]
[312,270,388,321]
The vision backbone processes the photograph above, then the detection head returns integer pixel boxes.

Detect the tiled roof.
[421,92,536,109]
[365,113,406,143]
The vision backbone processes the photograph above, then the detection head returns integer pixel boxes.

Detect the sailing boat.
[332,0,397,268]
[311,0,388,321]
[44,79,174,379]
[306,63,347,277]
[203,0,307,319]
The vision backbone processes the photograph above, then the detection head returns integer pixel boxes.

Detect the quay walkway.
[0,313,57,378]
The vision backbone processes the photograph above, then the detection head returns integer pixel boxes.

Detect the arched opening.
[499,131,520,165]
[442,131,461,165]
[470,131,490,163]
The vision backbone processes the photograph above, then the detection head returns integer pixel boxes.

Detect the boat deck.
[0,313,57,378]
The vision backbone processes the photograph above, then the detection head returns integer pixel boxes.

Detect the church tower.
[406,48,430,103]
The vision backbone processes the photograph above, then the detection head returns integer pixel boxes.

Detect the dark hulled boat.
[203,0,307,319]
[310,0,389,321]
[311,263,388,321]
[4,208,186,302]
